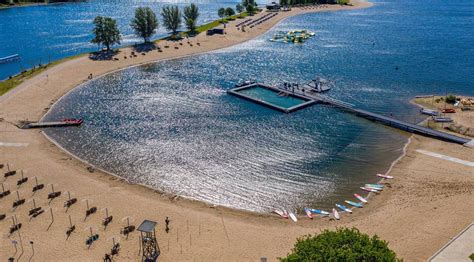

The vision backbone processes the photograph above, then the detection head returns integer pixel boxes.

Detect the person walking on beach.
[165,216,170,233]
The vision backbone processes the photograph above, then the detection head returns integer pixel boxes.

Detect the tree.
[161,6,182,36]
[236,3,244,16]
[91,16,121,51]
[183,3,199,33]
[242,0,255,7]
[245,4,255,15]
[280,228,400,262]
[130,7,158,43]
[225,7,235,18]
[218,7,226,22]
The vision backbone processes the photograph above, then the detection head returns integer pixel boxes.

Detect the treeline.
[279,0,349,5]
[91,1,251,52]
[91,4,202,51]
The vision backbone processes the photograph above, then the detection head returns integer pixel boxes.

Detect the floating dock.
[228,82,472,146]
[228,83,316,113]
[309,93,471,145]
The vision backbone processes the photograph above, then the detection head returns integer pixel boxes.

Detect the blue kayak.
[336,204,352,213]
[345,200,363,208]
[308,208,330,215]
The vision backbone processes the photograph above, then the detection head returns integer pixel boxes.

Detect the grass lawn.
[0,55,81,96]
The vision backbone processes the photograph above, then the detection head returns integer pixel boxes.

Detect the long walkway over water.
[305,92,472,146]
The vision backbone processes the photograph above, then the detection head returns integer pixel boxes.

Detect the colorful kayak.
[360,187,380,193]
[336,204,352,213]
[273,209,288,218]
[304,208,313,219]
[332,208,340,220]
[308,209,330,216]
[345,200,363,208]
[365,185,383,191]
[354,194,368,203]
[366,183,384,188]
[377,174,393,179]
[289,212,298,222]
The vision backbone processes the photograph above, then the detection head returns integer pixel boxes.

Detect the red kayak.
[62,118,84,125]
[441,108,456,113]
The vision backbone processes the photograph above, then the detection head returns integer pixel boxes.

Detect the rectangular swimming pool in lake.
[228,83,316,113]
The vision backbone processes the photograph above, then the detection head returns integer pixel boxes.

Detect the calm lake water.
[0,0,240,80]
[44,0,474,212]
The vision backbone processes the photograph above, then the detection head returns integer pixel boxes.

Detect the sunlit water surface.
[44,0,474,212]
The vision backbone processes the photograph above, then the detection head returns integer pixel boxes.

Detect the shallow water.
[44,0,474,212]
[0,0,240,80]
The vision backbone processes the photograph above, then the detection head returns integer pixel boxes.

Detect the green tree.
[236,3,244,16]
[218,7,226,22]
[225,7,235,18]
[245,4,255,15]
[280,228,400,262]
[91,16,121,51]
[161,6,182,36]
[183,3,199,33]
[242,0,255,7]
[130,7,158,43]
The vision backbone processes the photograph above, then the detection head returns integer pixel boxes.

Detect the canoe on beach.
[345,200,363,208]
[336,204,352,213]
[354,194,368,203]
[304,208,313,219]
[332,208,340,220]
[273,209,288,218]
[361,187,380,193]
[377,173,394,179]
[308,209,330,216]
[289,212,298,222]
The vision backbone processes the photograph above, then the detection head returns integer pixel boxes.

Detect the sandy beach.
[1,1,473,261]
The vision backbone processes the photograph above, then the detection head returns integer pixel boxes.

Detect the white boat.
[354,194,368,203]
[332,208,340,220]
[289,212,298,222]
[0,54,20,64]
[420,108,439,116]
[303,77,331,93]
[376,174,393,179]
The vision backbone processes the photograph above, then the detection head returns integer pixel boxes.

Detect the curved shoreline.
[35,1,375,213]
[2,1,474,261]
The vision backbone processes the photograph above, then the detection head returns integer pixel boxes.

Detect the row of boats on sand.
[420,108,455,123]
[273,173,394,222]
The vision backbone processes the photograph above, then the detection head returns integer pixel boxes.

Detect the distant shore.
[2,1,474,261]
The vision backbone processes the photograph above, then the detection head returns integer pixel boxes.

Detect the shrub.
[280,227,400,262]
[446,95,457,104]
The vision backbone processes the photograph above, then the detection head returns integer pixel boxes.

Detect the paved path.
[429,223,474,262]
[416,149,474,167]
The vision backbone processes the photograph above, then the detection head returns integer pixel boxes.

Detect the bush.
[280,227,400,262]
[446,95,457,104]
